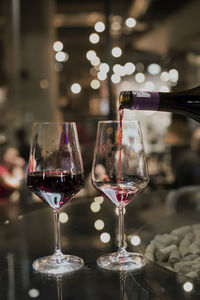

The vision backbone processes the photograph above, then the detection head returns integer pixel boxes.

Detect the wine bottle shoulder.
[120,90,160,110]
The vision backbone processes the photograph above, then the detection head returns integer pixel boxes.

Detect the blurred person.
[15,128,30,162]
[0,146,25,199]
[175,127,200,187]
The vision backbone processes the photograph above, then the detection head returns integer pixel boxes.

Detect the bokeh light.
[90,79,100,89]
[90,201,101,212]
[125,17,136,28]
[99,63,110,73]
[94,21,105,32]
[147,63,161,75]
[113,64,122,74]
[97,71,107,81]
[183,281,193,293]
[100,232,110,243]
[39,79,48,89]
[111,73,121,84]
[71,83,81,94]
[169,69,179,82]
[28,289,40,298]
[59,212,69,223]
[130,235,141,246]
[55,51,69,62]
[86,50,96,61]
[111,47,122,58]
[135,73,145,83]
[90,57,100,66]
[111,21,121,31]
[94,219,104,230]
[94,196,104,204]
[53,41,63,52]
[89,33,100,44]
[124,62,136,75]
[160,71,169,82]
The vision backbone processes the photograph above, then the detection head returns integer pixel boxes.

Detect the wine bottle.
[119,86,200,122]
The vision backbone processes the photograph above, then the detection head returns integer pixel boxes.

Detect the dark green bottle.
[119,86,200,122]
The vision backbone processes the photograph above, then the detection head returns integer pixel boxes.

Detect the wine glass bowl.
[92,120,149,271]
[27,122,84,274]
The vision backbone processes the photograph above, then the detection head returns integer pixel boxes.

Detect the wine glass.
[27,122,84,274]
[91,120,149,271]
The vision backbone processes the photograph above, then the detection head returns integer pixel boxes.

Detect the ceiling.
[0,0,197,117]
[0,0,193,87]
[53,0,192,98]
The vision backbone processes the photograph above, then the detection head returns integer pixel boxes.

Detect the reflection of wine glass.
[56,276,63,300]
[120,271,126,300]
[27,122,84,274]
[92,120,149,271]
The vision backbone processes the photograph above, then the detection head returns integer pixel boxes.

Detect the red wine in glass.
[27,170,84,210]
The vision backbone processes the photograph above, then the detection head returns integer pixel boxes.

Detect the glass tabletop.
[1,193,200,299]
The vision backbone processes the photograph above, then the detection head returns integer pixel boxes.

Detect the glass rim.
[32,122,77,126]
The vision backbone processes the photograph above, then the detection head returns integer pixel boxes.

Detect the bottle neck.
[119,86,200,122]
[131,91,160,110]
[120,90,199,112]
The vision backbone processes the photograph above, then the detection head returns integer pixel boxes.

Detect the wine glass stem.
[118,206,126,253]
[54,210,62,256]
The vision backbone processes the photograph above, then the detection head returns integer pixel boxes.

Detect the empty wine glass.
[92,120,149,271]
[27,122,84,274]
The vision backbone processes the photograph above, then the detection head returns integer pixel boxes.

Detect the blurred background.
[1,2,200,298]
[1,0,200,217]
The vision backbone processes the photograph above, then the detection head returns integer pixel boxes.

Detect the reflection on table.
[1,188,200,299]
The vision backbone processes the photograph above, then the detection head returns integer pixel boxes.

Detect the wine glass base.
[33,254,84,275]
[97,252,147,272]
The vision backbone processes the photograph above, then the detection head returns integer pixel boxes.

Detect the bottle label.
[132,91,160,110]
